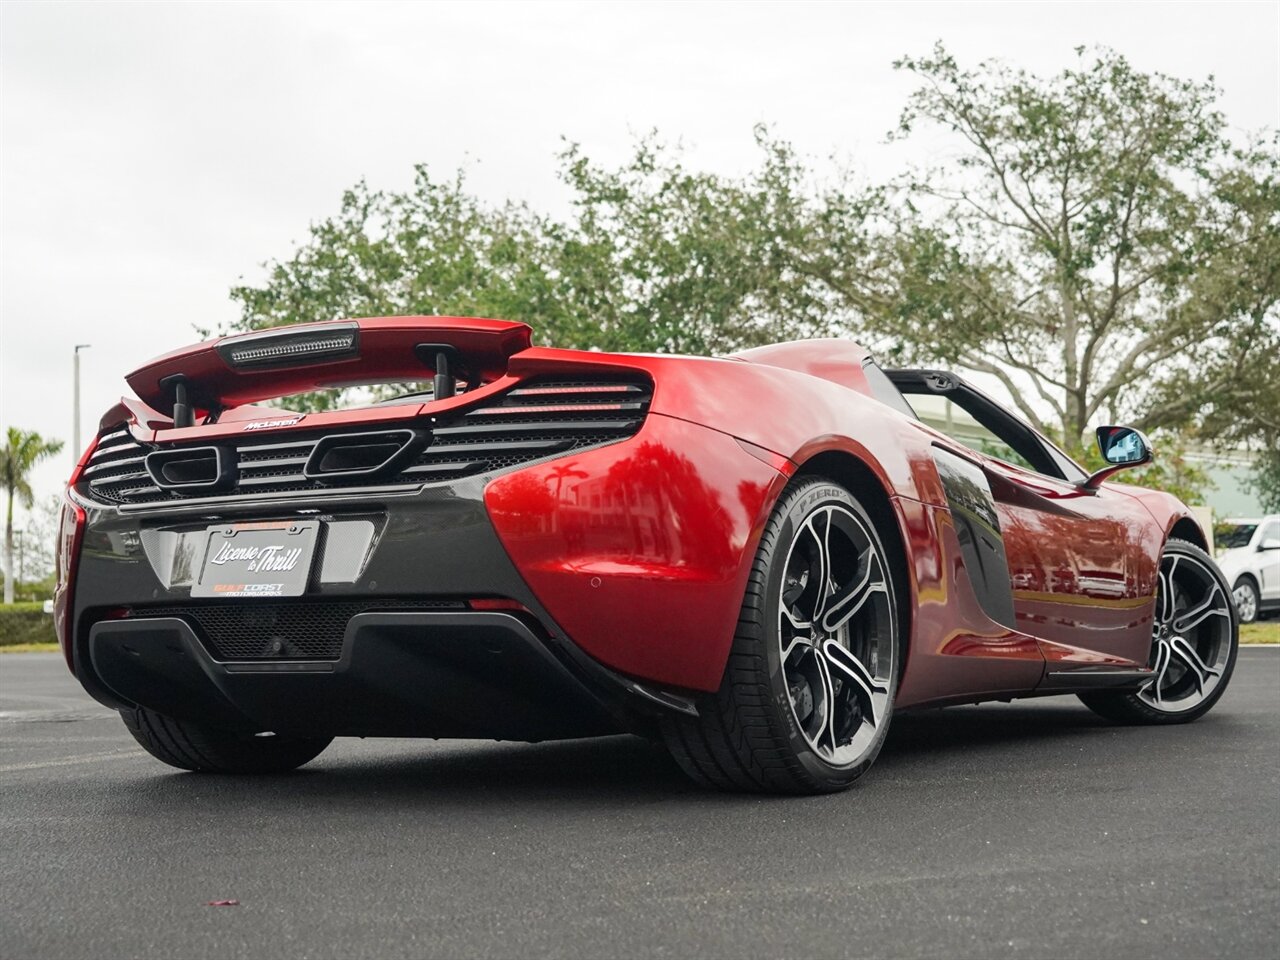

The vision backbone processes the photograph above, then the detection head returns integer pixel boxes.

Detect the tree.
[229,134,834,410]
[1247,449,1280,513]
[1,428,64,605]
[1138,142,1280,505]
[800,45,1279,461]
[13,494,61,590]
[228,169,559,411]
[546,134,832,355]
[227,48,1276,507]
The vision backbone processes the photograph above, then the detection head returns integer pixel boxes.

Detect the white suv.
[1215,516,1280,623]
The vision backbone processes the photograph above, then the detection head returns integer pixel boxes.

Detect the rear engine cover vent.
[80,376,652,505]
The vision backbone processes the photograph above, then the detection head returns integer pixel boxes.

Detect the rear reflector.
[469,598,529,613]
[217,323,360,369]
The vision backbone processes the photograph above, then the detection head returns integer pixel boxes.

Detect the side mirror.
[1260,538,1280,552]
[1081,426,1153,491]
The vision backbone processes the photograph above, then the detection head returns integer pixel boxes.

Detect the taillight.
[216,322,360,368]
[53,436,98,674]
[54,499,85,588]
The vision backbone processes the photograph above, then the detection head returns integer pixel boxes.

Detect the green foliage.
[3,428,64,606]
[1138,140,1280,507]
[0,602,54,646]
[9,495,60,586]
[226,46,1275,509]
[848,44,1280,453]
[2,428,64,514]
[547,133,833,355]
[0,573,56,605]
[1247,448,1280,513]
[230,132,835,411]
[229,169,558,411]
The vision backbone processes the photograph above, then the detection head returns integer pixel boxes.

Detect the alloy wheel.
[1232,581,1258,623]
[778,502,896,766]
[1140,552,1234,713]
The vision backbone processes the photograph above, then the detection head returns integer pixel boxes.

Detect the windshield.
[1214,523,1258,550]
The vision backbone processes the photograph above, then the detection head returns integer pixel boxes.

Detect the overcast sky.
[2,0,1278,518]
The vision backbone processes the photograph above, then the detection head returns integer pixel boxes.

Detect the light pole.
[73,344,91,462]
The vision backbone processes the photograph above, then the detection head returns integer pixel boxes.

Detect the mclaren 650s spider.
[56,317,1238,792]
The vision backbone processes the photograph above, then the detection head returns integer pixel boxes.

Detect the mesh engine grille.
[80,377,651,505]
[136,599,465,661]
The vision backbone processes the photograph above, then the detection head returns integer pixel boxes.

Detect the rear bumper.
[89,612,621,740]
[67,474,654,738]
[66,415,786,736]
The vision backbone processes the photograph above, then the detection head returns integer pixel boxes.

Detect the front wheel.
[662,477,901,793]
[122,706,332,773]
[1079,538,1238,725]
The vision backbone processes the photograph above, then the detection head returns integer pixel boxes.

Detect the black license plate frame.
[192,520,320,599]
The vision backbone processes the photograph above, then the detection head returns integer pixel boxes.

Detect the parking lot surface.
[2,650,1277,959]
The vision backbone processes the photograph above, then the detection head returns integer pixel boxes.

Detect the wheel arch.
[789,449,914,682]
[1169,516,1210,553]
[1232,570,1260,590]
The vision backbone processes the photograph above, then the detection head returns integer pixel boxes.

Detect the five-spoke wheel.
[1080,538,1238,724]
[662,478,900,793]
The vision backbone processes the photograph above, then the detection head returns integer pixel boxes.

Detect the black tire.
[122,706,332,773]
[661,477,902,794]
[1079,538,1238,725]
[1232,576,1260,624]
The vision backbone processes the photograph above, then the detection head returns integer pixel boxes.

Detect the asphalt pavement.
[2,649,1277,960]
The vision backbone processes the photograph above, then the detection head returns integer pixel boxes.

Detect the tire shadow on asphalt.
[102,699,1163,808]
[882,698,1112,760]
[119,733,699,807]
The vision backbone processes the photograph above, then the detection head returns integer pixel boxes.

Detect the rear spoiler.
[125,317,532,419]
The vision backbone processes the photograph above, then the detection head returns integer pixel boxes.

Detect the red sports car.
[56,317,1239,792]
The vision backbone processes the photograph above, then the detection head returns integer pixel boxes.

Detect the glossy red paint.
[1114,483,1212,552]
[505,345,948,507]
[485,413,789,692]
[488,340,1170,699]
[732,339,875,392]
[79,317,1190,711]
[124,316,531,412]
[893,500,1046,708]
[103,374,532,446]
[973,451,1158,667]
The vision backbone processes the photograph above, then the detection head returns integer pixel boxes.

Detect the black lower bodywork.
[89,612,619,740]
[69,476,669,741]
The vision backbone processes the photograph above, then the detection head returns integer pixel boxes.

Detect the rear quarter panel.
[490,349,1050,703]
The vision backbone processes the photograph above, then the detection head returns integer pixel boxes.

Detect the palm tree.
[2,428,64,604]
